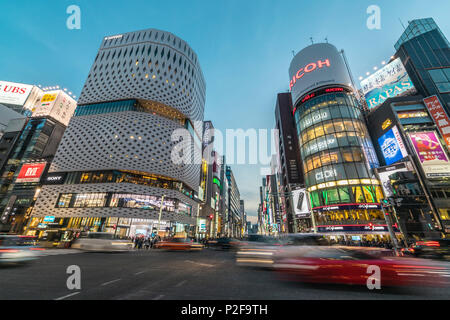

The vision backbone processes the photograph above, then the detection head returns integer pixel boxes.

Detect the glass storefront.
[55,192,192,216]
[60,170,196,199]
[294,89,382,216]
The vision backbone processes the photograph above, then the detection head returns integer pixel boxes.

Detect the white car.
[0,235,40,264]
[71,232,133,252]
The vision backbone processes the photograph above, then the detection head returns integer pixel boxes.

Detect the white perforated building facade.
[32,29,206,226]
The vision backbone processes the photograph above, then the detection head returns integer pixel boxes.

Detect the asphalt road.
[0,248,449,300]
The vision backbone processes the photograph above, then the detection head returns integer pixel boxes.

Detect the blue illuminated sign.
[378,127,406,165]
[43,216,55,222]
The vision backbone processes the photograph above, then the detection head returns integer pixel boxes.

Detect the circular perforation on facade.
[78,29,205,122]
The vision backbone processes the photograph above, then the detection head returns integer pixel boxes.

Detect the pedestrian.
[144,237,150,250]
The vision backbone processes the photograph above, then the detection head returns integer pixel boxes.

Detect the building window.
[429,68,450,93]
[56,193,72,208]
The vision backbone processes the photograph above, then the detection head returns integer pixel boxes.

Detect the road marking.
[184,260,215,268]
[134,271,147,275]
[152,294,165,300]
[175,280,187,287]
[54,292,80,300]
[100,278,122,286]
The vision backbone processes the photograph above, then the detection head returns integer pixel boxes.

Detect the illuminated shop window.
[352,186,365,203]
[439,209,450,220]
[55,192,192,216]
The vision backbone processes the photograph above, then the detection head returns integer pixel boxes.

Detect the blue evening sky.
[1,0,449,223]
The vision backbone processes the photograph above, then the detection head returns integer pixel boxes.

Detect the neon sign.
[289,59,331,91]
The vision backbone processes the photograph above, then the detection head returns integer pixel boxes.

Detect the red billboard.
[423,95,450,149]
[16,163,47,183]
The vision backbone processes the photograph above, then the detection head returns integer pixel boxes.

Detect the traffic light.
[209,214,213,220]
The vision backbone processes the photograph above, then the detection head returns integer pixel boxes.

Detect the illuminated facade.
[290,43,390,238]
[30,29,206,237]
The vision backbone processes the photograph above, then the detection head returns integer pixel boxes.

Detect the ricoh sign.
[288,43,352,107]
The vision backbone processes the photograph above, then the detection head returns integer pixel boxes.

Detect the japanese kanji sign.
[424,95,450,149]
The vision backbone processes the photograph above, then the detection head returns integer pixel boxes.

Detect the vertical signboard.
[409,132,450,178]
[423,95,450,149]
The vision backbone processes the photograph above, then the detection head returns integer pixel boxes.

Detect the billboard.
[408,132,450,178]
[360,58,416,109]
[292,189,310,218]
[0,81,33,106]
[32,90,77,126]
[423,95,450,149]
[377,126,408,165]
[376,162,413,198]
[289,43,352,106]
[16,162,47,183]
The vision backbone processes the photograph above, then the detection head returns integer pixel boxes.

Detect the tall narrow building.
[31,29,206,237]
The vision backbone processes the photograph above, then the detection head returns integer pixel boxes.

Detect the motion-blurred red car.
[274,246,450,287]
[154,238,203,251]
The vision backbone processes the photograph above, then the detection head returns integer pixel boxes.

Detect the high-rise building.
[274,92,305,233]
[226,166,241,237]
[395,18,450,114]
[0,89,77,233]
[289,43,396,241]
[367,95,449,238]
[31,29,206,238]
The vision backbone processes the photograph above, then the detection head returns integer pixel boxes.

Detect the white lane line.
[100,278,122,286]
[134,271,147,275]
[184,260,215,268]
[54,292,80,300]
[175,280,187,287]
[152,294,165,300]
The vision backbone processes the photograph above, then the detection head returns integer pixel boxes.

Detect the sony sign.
[44,173,66,185]
[289,43,352,107]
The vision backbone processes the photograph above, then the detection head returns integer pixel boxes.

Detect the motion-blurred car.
[71,232,133,252]
[154,238,203,251]
[236,234,327,268]
[209,237,242,251]
[274,246,450,287]
[0,235,43,265]
[411,239,450,261]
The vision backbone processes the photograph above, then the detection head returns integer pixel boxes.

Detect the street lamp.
[157,195,165,237]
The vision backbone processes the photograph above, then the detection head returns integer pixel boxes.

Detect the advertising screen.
[378,126,408,165]
[409,132,450,178]
[16,162,47,183]
[289,43,352,107]
[0,81,33,106]
[292,189,310,217]
[376,162,412,197]
[360,58,416,109]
